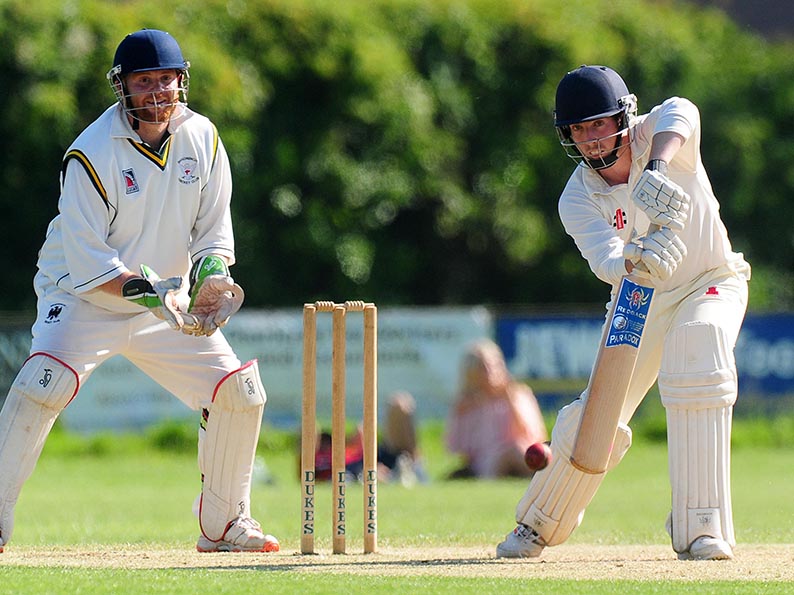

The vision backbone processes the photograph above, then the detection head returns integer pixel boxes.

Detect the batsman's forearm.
[648,131,685,163]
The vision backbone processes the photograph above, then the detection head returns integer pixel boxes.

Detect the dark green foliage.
[3,0,792,311]
[148,419,197,453]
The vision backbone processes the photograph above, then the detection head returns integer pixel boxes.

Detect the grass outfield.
[2,419,794,594]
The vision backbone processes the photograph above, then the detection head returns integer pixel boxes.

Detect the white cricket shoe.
[196,516,280,553]
[679,536,734,561]
[664,512,733,560]
[496,524,546,558]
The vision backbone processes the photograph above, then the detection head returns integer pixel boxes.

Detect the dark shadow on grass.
[170,551,672,572]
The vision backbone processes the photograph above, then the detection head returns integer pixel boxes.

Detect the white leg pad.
[515,398,632,545]
[0,354,78,545]
[660,322,737,553]
[199,361,266,541]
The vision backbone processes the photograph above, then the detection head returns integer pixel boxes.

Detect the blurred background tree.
[2,0,792,312]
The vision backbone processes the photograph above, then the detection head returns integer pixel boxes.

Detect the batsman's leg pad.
[0,354,78,545]
[659,322,737,553]
[515,399,632,545]
[199,360,266,541]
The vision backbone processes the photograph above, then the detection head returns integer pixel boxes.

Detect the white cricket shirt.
[36,103,235,313]
[557,97,749,294]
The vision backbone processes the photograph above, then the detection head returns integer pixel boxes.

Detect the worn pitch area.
[3,544,793,581]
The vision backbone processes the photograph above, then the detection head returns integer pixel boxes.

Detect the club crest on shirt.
[122,168,140,194]
[177,157,199,184]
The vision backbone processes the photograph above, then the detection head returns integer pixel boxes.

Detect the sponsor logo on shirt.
[123,168,140,194]
[178,157,199,184]
[613,208,626,230]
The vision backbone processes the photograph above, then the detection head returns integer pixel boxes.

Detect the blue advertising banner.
[496,312,794,411]
[734,313,794,396]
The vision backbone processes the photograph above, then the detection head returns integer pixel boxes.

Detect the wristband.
[122,277,160,309]
[645,159,668,176]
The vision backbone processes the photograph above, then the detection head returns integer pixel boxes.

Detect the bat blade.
[570,273,655,474]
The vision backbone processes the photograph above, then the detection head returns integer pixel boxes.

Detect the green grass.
[3,415,794,594]
[3,571,790,595]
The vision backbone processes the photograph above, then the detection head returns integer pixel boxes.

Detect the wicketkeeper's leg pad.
[660,321,737,553]
[515,398,632,545]
[0,354,78,546]
[198,360,266,542]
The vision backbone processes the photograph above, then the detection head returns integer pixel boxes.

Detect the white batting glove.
[185,255,245,336]
[623,227,687,283]
[631,163,690,232]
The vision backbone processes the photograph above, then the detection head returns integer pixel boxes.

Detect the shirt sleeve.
[558,180,628,286]
[59,155,128,293]
[190,129,235,265]
[642,96,700,172]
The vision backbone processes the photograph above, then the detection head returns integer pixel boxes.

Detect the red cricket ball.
[524,441,552,471]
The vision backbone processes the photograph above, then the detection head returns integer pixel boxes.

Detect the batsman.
[497,65,750,560]
[0,30,278,553]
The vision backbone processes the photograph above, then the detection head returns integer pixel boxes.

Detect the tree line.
[2,0,792,313]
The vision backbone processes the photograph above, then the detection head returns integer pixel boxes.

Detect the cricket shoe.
[678,536,734,561]
[196,516,280,553]
[496,524,546,558]
[664,513,733,560]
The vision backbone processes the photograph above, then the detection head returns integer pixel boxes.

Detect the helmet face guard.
[555,107,634,170]
[553,65,637,170]
[106,29,190,125]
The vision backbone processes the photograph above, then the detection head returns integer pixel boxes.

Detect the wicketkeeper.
[496,65,750,560]
[0,29,278,553]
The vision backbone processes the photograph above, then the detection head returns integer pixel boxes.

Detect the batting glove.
[631,160,690,232]
[623,227,687,283]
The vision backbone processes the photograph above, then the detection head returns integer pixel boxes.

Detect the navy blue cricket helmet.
[111,29,188,75]
[106,29,191,123]
[553,65,637,170]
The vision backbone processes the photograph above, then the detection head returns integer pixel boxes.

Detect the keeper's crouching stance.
[497,64,749,561]
[0,29,280,554]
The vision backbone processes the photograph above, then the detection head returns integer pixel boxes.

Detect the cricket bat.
[570,237,658,474]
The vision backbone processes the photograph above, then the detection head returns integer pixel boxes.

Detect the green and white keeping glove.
[185,255,245,336]
[122,264,187,330]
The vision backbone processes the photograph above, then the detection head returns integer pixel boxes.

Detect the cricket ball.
[524,442,552,471]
